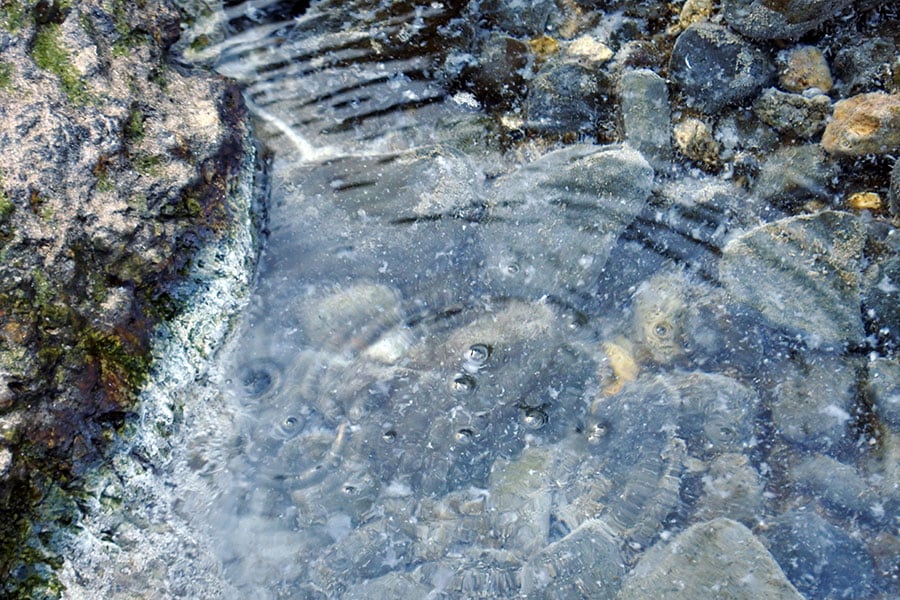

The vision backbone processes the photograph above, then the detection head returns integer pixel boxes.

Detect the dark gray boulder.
[669,22,774,114]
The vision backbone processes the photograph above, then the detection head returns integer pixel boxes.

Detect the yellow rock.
[847,191,882,211]
[778,46,833,93]
[822,93,900,156]
[679,0,714,30]
[600,339,639,396]
[529,36,560,59]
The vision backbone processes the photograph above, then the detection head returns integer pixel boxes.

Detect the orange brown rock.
[821,93,900,156]
[778,45,833,93]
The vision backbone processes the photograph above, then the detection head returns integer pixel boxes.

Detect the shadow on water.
[170,1,898,598]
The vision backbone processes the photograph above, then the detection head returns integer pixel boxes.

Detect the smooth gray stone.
[764,509,878,599]
[619,69,672,172]
[618,518,804,600]
[480,144,653,305]
[669,22,773,114]
[720,210,866,347]
[524,60,612,134]
[790,454,882,521]
[868,357,900,428]
[768,353,859,451]
[753,144,839,208]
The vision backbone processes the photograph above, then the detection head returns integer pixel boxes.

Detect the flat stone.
[822,92,900,156]
[764,510,878,599]
[619,69,672,171]
[481,144,653,304]
[669,22,773,114]
[753,144,838,207]
[720,210,866,347]
[618,518,804,600]
[520,519,625,600]
[524,60,608,134]
[777,45,833,93]
[723,0,854,41]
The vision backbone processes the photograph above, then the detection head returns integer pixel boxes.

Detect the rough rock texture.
[669,22,773,114]
[720,210,866,347]
[753,87,831,138]
[0,0,255,595]
[618,518,804,599]
[777,45,833,93]
[821,92,900,156]
[723,0,854,40]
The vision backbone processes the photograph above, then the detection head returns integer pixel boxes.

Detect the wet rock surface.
[618,518,804,599]
[0,0,256,595]
[10,0,899,597]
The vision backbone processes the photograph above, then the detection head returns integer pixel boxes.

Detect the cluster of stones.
[453,0,899,215]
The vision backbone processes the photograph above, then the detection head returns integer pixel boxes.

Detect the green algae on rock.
[0,0,257,596]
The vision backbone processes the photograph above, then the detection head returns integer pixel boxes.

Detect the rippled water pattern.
[173,1,897,598]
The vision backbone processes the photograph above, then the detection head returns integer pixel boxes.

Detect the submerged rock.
[618,518,804,599]
[821,93,900,156]
[720,210,866,347]
[723,0,854,41]
[753,87,831,139]
[764,509,878,599]
[769,353,859,451]
[669,22,773,114]
[777,45,834,93]
[752,144,838,208]
[481,144,653,305]
[618,69,672,172]
[524,60,610,135]
[520,519,625,600]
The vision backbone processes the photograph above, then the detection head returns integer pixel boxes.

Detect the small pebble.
[566,35,613,64]
[0,446,11,477]
[677,0,713,31]
[777,45,833,93]
[846,191,882,211]
[674,117,720,168]
[821,92,900,156]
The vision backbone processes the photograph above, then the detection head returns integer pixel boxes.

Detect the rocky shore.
[0,1,257,596]
[0,0,897,597]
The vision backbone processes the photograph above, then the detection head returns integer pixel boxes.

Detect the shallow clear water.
[171,1,898,598]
